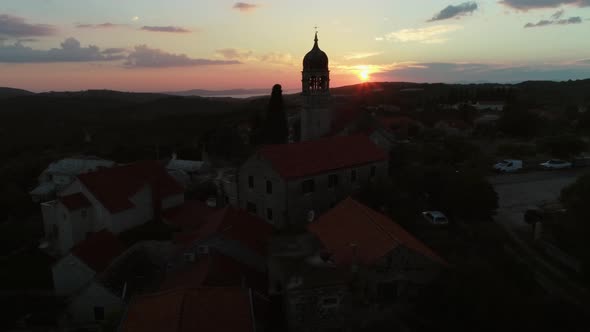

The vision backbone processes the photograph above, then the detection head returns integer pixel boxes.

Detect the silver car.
[422,211,449,225]
[539,159,572,169]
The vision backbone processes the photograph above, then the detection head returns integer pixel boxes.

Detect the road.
[489,168,590,306]
[489,169,585,231]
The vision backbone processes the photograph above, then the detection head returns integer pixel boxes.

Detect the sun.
[359,70,370,82]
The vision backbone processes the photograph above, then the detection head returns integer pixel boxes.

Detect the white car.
[493,159,523,173]
[421,211,449,225]
[539,159,572,169]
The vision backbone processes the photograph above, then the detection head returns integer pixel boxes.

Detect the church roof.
[303,32,328,70]
[258,134,387,179]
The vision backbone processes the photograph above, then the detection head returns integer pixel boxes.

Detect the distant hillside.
[0,87,34,99]
[163,88,271,97]
[37,89,170,103]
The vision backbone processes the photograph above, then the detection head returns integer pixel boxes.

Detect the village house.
[40,161,184,255]
[52,230,175,327]
[174,206,273,275]
[30,155,115,203]
[270,198,447,332]
[165,152,211,189]
[237,134,388,229]
[474,100,505,112]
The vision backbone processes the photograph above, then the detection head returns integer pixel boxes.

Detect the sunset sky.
[1,0,589,92]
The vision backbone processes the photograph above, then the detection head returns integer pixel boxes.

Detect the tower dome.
[303,32,328,70]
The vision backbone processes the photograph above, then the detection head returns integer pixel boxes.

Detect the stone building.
[237,134,388,229]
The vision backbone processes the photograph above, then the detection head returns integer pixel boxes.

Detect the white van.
[493,159,523,173]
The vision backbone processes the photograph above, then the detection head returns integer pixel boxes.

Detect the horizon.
[1,1,590,92]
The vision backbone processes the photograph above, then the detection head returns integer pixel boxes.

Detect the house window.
[266,180,272,194]
[248,176,254,189]
[370,166,376,178]
[247,202,257,214]
[301,179,315,194]
[63,213,67,220]
[267,208,273,221]
[94,306,105,321]
[81,209,87,218]
[327,174,339,189]
[351,169,357,183]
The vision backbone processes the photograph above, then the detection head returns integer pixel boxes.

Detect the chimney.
[151,167,163,222]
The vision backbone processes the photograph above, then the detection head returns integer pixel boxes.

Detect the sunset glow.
[0,1,589,92]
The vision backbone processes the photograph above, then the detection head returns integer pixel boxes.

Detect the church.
[300,31,332,141]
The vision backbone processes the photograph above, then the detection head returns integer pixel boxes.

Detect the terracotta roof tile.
[178,207,273,257]
[308,198,447,267]
[160,253,267,293]
[258,134,387,179]
[77,161,184,213]
[59,192,91,211]
[71,230,126,273]
[121,287,259,332]
[162,200,217,231]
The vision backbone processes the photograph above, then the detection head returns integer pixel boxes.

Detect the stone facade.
[238,156,388,229]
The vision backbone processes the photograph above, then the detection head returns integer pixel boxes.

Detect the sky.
[0,0,589,92]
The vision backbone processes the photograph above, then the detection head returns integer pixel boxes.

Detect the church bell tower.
[300,31,331,141]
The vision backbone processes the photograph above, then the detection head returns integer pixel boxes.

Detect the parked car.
[493,159,523,173]
[539,159,572,169]
[421,211,449,225]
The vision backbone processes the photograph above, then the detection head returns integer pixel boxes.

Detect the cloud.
[76,22,126,29]
[216,48,254,60]
[140,26,191,33]
[524,12,583,27]
[371,61,590,83]
[125,45,240,68]
[380,25,462,44]
[233,2,259,12]
[215,48,294,65]
[0,14,56,37]
[343,52,382,60]
[0,37,125,63]
[428,2,478,22]
[259,52,294,65]
[500,0,590,10]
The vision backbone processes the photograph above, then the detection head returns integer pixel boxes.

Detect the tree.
[560,174,590,283]
[260,84,288,144]
[536,135,587,159]
[498,106,541,138]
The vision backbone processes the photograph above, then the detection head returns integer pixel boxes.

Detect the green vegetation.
[557,174,590,284]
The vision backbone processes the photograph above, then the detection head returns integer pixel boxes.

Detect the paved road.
[490,169,587,231]
[489,168,590,306]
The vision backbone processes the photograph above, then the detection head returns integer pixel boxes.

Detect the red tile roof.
[308,198,447,267]
[160,253,267,292]
[71,230,126,273]
[162,200,217,231]
[59,192,91,211]
[177,207,273,257]
[121,287,259,332]
[77,161,184,213]
[258,134,387,179]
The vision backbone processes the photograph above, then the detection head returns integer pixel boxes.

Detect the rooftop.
[162,200,217,231]
[71,230,126,273]
[308,198,447,267]
[77,160,184,213]
[121,287,263,332]
[177,206,273,257]
[59,192,91,211]
[258,134,387,179]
